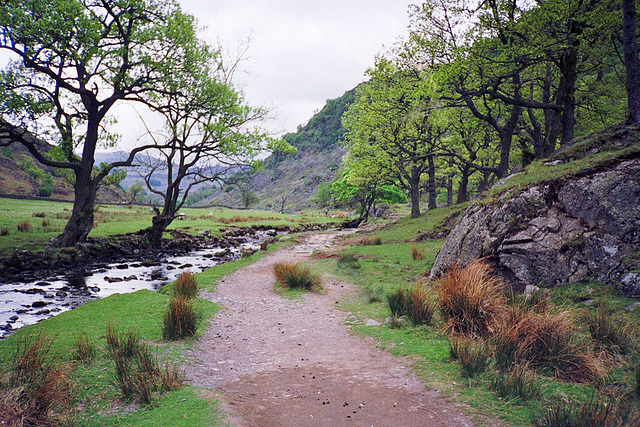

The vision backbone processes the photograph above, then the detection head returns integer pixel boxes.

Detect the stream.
[0,230,276,338]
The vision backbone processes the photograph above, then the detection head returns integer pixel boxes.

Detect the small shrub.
[17,221,31,232]
[360,236,382,245]
[586,301,632,354]
[411,243,424,261]
[438,260,506,336]
[337,254,361,269]
[174,272,198,299]
[41,218,50,229]
[534,394,640,427]
[0,226,8,236]
[489,364,540,400]
[451,336,490,378]
[73,331,95,364]
[272,262,322,291]
[162,297,201,341]
[32,212,46,218]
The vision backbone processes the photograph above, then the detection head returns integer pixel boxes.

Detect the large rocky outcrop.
[430,158,640,297]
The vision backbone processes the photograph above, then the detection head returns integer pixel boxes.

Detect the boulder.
[431,158,640,297]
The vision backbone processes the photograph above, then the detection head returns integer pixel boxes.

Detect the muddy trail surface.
[186,230,478,427]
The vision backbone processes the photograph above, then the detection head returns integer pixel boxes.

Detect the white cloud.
[179,0,413,135]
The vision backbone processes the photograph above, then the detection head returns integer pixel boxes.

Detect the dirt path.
[185,230,477,427]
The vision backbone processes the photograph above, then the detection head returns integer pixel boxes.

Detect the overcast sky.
[177,0,414,136]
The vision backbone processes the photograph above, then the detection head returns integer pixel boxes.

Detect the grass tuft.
[411,243,424,261]
[337,254,361,269]
[492,308,604,383]
[17,220,31,232]
[273,262,322,291]
[437,259,506,336]
[489,363,540,400]
[72,331,95,364]
[0,226,8,236]
[162,297,201,341]
[450,336,491,378]
[107,325,180,404]
[387,284,436,326]
[585,301,632,354]
[360,236,382,246]
[2,334,71,425]
[173,272,199,300]
[534,394,640,427]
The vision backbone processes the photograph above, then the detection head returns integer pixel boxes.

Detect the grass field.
[0,197,335,256]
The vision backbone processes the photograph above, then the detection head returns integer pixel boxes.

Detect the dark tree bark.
[623,0,640,125]
[427,154,437,210]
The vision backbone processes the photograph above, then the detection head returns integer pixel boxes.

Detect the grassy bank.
[0,197,335,256]
[0,289,223,425]
[312,205,640,426]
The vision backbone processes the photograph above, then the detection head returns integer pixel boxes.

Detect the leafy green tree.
[134,27,287,246]
[127,181,147,204]
[313,182,333,207]
[344,58,443,218]
[0,0,204,246]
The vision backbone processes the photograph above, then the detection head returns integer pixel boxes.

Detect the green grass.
[0,198,337,256]
[0,290,220,426]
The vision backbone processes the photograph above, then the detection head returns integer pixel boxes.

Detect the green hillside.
[196,88,357,211]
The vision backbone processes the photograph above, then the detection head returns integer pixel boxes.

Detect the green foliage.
[313,182,333,207]
[127,181,147,204]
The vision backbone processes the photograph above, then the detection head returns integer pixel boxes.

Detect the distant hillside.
[197,87,356,210]
[0,136,125,203]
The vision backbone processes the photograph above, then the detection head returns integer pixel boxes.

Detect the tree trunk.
[623,0,640,125]
[54,169,97,247]
[148,213,174,248]
[409,166,421,218]
[427,155,437,210]
[457,164,471,204]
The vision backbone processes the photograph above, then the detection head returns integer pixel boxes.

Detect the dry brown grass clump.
[17,221,31,232]
[360,236,382,246]
[173,272,198,300]
[493,308,604,383]
[1,335,71,426]
[162,297,201,341]
[411,243,424,261]
[437,259,506,336]
[273,262,322,291]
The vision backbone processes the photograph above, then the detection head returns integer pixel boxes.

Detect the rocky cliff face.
[431,158,640,297]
